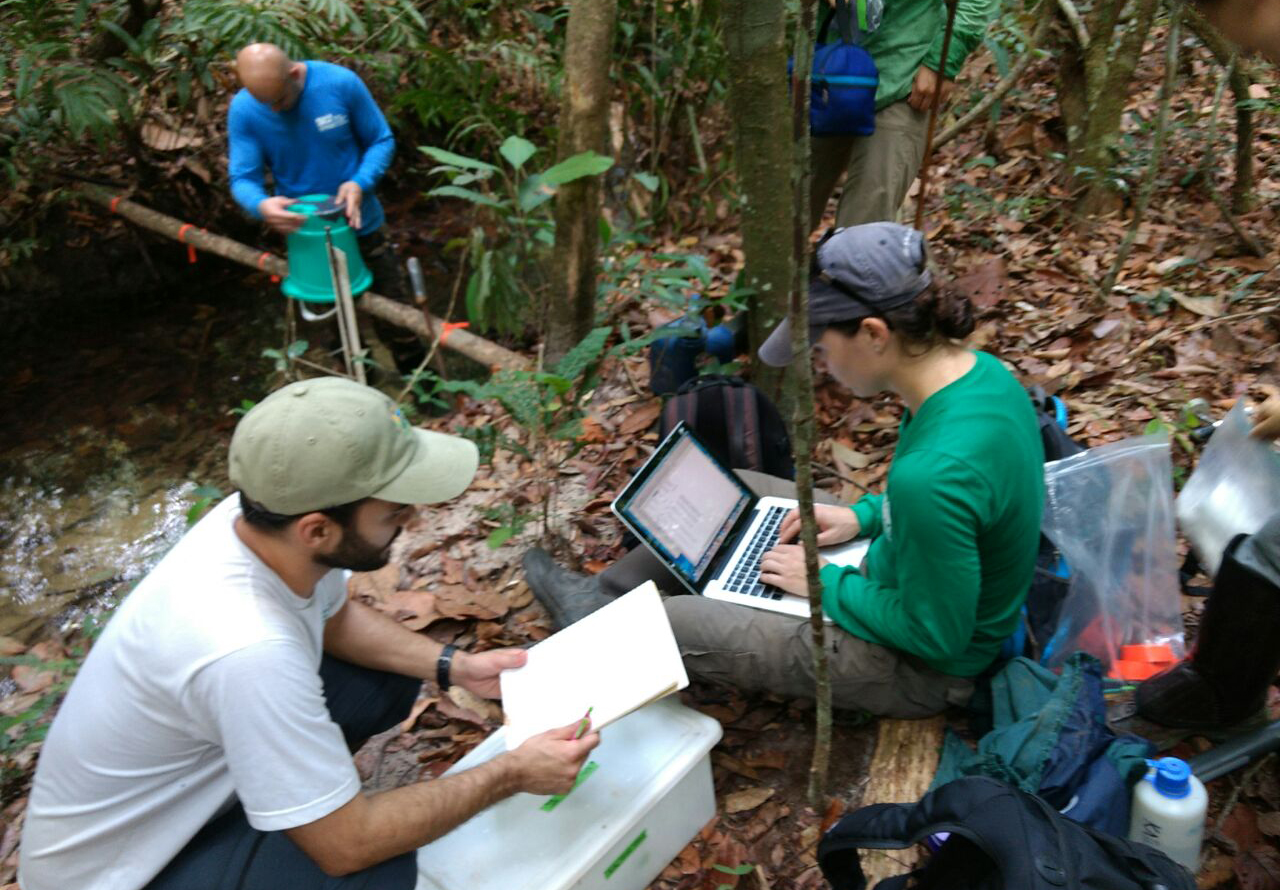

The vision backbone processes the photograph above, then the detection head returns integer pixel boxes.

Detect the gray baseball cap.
[758,222,932,367]
[229,378,479,514]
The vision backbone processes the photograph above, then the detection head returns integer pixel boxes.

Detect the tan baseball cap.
[229,378,479,514]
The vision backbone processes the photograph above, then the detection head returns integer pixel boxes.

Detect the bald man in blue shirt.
[228,43,424,373]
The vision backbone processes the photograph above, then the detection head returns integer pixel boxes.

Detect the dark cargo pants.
[600,469,975,718]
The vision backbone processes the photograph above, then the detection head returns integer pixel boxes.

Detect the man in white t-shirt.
[19,378,600,890]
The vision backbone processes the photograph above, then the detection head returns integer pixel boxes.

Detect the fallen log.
[79,186,529,371]
[858,716,946,885]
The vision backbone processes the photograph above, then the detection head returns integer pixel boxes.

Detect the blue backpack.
[809,0,879,137]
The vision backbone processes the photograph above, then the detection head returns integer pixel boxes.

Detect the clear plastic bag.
[1040,435,1184,673]
[1177,400,1280,578]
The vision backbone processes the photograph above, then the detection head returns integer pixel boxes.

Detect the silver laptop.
[611,422,869,619]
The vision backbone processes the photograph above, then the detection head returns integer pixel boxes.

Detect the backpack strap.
[817,0,856,44]
[739,386,762,470]
[724,383,746,470]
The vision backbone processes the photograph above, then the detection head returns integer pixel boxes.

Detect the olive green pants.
[600,469,975,718]
[809,99,930,231]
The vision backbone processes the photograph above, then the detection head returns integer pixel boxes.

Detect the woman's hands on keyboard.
[777,504,861,547]
[759,545,829,597]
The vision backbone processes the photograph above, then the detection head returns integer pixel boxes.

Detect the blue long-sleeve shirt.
[227,61,394,235]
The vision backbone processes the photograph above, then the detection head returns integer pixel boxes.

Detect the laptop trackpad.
[820,537,871,569]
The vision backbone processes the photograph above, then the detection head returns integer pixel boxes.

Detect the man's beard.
[315,526,402,573]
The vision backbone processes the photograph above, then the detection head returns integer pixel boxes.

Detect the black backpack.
[659,375,795,480]
[818,776,1194,890]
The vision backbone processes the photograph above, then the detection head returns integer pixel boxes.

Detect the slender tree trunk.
[1185,9,1256,212]
[724,0,792,402]
[785,0,830,809]
[547,0,617,364]
[1100,1,1183,295]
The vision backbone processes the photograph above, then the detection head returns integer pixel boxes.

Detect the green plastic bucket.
[280,194,374,304]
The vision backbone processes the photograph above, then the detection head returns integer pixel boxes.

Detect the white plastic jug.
[1127,756,1207,872]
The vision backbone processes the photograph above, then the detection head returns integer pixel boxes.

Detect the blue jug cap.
[1146,757,1192,798]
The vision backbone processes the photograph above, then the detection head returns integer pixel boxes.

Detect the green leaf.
[499,135,538,169]
[417,146,498,172]
[713,864,755,876]
[487,527,516,549]
[286,338,308,358]
[428,185,504,209]
[192,485,223,499]
[633,171,660,192]
[540,151,614,186]
[554,326,612,381]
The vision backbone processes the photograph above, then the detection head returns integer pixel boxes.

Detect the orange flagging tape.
[438,321,469,344]
[257,252,281,283]
[175,224,205,264]
[109,196,123,213]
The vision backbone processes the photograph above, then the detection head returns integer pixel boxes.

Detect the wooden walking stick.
[913,0,960,232]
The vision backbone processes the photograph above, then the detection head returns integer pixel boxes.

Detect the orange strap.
[257,252,281,283]
[438,321,469,345]
[175,224,204,264]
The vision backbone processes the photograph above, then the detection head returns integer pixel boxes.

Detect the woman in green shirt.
[526,222,1044,718]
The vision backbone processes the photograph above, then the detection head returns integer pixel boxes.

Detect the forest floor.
[0,17,1278,890]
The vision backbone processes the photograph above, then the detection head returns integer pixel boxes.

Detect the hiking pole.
[1188,719,1280,782]
[325,228,367,385]
[913,0,959,232]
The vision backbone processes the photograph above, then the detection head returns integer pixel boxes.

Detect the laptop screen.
[615,426,752,584]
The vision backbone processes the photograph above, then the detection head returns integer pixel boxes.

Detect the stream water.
[0,269,282,641]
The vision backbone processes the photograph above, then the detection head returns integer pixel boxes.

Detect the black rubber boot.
[1137,533,1280,729]
[522,548,612,630]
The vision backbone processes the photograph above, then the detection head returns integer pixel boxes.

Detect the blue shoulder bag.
[808,0,879,137]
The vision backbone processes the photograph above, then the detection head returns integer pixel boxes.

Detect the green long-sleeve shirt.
[818,352,1044,677]
[857,0,1000,109]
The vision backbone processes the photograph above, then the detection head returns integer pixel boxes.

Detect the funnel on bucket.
[280,194,373,303]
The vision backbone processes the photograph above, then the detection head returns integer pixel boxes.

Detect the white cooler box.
[416,696,722,890]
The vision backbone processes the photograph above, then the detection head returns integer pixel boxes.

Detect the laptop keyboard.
[722,506,787,601]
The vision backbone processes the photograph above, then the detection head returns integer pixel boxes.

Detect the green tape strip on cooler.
[604,830,648,879]
[540,760,599,812]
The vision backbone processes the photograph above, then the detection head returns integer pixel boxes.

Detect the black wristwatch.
[437,644,458,692]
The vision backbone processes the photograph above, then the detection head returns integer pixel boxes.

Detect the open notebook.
[498,581,689,750]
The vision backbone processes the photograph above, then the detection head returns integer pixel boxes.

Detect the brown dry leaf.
[443,686,502,724]
[1199,848,1236,889]
[618,400,662,437]
[714,752,760,781]
[830,440,870,470]
[579,416,609,444]
[383,590,442,631]
[1258,811,1280,837]
[0,693,40,718]
[0,639,26,658]
[140,122,204,151]
[1222,802,1265,853]
[507,581,533,609]
[400,696,439,733]
[742,750,788,771]
[11,665,56,695]
[433,585,510,620]
[29,640,65,661]
[723,786,774,814]
[1168,289,1222,318]
[952,257,1008,309]
[1236,848,1280,890]
[348,563,400,604]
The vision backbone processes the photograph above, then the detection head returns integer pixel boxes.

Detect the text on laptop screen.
[623,436,751,581]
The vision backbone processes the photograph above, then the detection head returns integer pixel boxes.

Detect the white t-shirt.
[19,497,358,890]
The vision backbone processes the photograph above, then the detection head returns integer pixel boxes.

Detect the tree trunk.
[785,0,831,809]
[724,0,792,402]
[546,0,617,364]
[1053,0,1161,217]
[1185,9,1256,212]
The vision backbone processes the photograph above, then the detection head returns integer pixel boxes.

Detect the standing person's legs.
[663,596,974,718]
[832,100,929,228]
[810,135,857,231]
[144,656,420,890]
[359,228,428,375]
